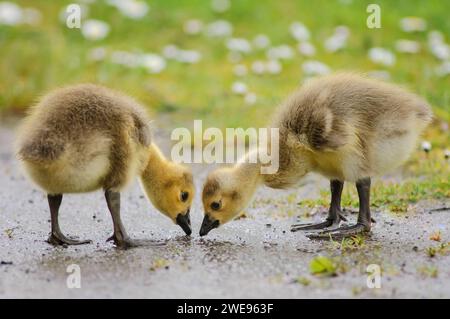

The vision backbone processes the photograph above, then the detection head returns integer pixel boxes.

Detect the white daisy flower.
[302,60,330,76]
[367,70,391,81]
[395,40,420,54]
[251,60,266,75]
[211,0,230,13]
[334,25,350,38]
[162,44,179,59]
[368,47,396,66]
[162,44,201,63]
[111,51,139,67]
[88,47,107,61]
[266,45,294,60]
[205,20,233,38]
[244,92,257,105]
[175,50,202,64]
[81,19,110,41]
[253,34,271,49]
[233,64,248,77]
[435,61,450,77]
[231,81,248,95]
[0,2,22,25]
[266,60,282,74]
[444,149,450,159]
[429,42,450,61]
[428,30,444,45]
[400,17,427,32]
[324,35,346,52]
[421,141,431,152]
[107,0,149,19]
[22,8,41,26]
[290,22,310,42]
[324,26,349,53]
[226,38,252,53]
[140,54,166,73]
[183,19,203,35]
[298,42,316,56]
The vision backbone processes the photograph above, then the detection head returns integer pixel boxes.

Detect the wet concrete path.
[0,124,449,298]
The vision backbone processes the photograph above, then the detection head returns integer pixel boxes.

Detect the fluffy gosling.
[200,73,432,239]
[16,84,194,248]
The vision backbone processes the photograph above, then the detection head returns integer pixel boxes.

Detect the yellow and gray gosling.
[200,73,432,239]
[16,84,194,249]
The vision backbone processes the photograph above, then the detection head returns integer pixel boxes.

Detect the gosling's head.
[141,159,194,235]
[200,165,260,236]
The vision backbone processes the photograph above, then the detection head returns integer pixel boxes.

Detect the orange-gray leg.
[307,178,372,240]
[47,194,92,246]
[105,190,138,249]
[291,180,347,232]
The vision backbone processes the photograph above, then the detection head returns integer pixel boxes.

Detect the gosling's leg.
[47,194,92,246]
[307,178,372,239]
[291,180,346,232]
[105,190,137,249]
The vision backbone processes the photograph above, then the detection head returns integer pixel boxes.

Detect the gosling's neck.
[232,151,264,201]
[141,143,170,183]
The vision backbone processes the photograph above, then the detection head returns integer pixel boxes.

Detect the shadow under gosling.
[200,73,432,239]
[16,84,194,249]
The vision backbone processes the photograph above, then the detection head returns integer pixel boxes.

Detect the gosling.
[16,84,194,248]
[200,73,432,239]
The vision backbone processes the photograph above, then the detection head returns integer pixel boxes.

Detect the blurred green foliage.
[0,0,449,128]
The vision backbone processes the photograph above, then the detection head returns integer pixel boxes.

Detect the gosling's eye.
[210,201,221,211]
[181,191,189,202]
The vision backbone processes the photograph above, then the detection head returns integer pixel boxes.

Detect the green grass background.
[1,0,449,129]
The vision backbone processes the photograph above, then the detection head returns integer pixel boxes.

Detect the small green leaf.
[295,276,311,286]
[310,256,337,276]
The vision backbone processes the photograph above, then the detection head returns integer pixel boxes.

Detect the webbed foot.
[48,232,92,246]
[291,212,347,232]
[291,219,337,232]
[306,223,370,240]
[107,233,139,249]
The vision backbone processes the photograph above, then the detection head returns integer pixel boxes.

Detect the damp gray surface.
[0,124,449,298]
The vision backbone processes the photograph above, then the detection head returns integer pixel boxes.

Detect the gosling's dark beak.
[176,209,192,236]
[199,214,220,237]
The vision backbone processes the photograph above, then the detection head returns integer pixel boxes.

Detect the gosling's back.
[17,84,152,193]
[272,73,432,182]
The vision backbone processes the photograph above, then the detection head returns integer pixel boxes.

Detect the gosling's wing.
[17,131,65,163]
[130,110,152,147]
[306,108,347,150]
[284,107,348,151]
